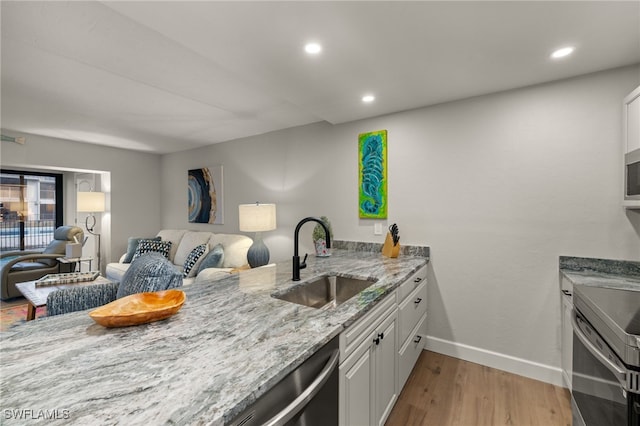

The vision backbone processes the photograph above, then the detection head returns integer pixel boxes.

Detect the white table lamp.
[239,203,276,268]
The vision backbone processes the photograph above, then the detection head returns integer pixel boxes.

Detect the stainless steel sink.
[273,275,378,309]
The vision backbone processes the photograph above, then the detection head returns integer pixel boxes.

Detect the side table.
[57,256,93,273]
[16,276,113,321]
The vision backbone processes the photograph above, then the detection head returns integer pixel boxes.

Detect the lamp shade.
[239,203,276,232]
[77,192,106,213]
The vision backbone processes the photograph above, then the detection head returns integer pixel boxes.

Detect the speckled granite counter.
[560,256,640,291]
[0,246,428,425]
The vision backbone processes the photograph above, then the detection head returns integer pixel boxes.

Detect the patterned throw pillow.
[124,236,161,263]
[116,252,183,299]
[183,244,209,278]
[132,239,172,262]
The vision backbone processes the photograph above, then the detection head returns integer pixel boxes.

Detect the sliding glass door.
[0,169,63,251]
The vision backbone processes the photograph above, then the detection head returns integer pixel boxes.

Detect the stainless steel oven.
[572,285,640,426]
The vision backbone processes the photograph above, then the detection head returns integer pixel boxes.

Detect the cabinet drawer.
[398,313,426,391]
[398,281,427,345]
[340,292,397,360]
[397,265,427,303]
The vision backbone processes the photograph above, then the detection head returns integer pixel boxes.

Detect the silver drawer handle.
[264,349,340,426]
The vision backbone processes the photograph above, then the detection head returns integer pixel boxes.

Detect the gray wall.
[161,65,640,384]
[0,132,163,266]
[2,65,638,385]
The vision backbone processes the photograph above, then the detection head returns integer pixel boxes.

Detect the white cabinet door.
[374,315,397,426]
[339,305,398,426]
[626,87,640,154]
[623,86,640,208]
[396,268,428,395]
[340,347,372,426]
[561,292,573,390]
[398,314,426,390]
[398,280,428,344]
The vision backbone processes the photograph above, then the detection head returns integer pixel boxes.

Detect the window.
[0,170,63,251]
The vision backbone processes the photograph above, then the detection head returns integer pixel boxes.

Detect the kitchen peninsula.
[0,244,428,425]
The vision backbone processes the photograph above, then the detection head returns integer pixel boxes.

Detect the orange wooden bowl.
[89,289,186,328]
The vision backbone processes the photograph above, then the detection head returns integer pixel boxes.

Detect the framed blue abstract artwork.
[188,165,224,224]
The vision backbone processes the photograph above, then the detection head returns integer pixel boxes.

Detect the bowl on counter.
[89,289,186,328]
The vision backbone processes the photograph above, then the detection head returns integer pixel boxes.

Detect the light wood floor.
[386,351,572,426]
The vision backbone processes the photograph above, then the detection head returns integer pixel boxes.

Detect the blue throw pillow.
[197,244,224,275]
[124,236,161,263]
[116,252,183,299]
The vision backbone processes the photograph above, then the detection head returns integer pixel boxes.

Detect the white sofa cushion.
[209,234,252,268]
[156,229,187,263]
[195,267,233,284]
[175,231,213,267]
[106,261,129,282]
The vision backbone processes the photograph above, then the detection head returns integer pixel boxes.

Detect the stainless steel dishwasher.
[229,336,339,426]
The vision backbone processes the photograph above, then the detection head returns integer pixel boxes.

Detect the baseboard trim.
[424,335,564,387]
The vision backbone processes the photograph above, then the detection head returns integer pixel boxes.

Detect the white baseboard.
[424,335,564,387]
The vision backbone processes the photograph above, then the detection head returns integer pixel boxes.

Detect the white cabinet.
[560,276,573,390]
[341,345,372,426]
[339,298,397,426]
[625,86,640,154]
[339,264,428,426]
[623,86,640,208]
[397,266,428,391]
[374,313,397,426]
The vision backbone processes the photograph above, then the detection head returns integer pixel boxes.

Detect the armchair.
[0,226,84,300]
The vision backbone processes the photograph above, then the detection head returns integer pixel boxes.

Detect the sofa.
[106,230,253,285]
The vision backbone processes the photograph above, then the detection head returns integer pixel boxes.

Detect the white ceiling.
[1,1,639,154]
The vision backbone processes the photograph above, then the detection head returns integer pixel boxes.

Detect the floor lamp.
[77,191,106,272]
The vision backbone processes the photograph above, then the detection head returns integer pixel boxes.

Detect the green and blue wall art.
[188,165,224,224]
[358,130,387,219]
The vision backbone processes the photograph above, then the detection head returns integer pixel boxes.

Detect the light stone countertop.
[561,269,640,291]
[560,256,640,292]
[0,248,428,425]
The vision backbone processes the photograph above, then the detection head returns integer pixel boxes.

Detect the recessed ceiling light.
[304,43,322,54]
[551,46,575,59]
[362,95,375,103]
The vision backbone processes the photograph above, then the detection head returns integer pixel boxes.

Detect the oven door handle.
[263,348,340,426]
[571,311,627,389]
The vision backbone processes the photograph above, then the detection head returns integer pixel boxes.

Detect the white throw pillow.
[174,231,213,267]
